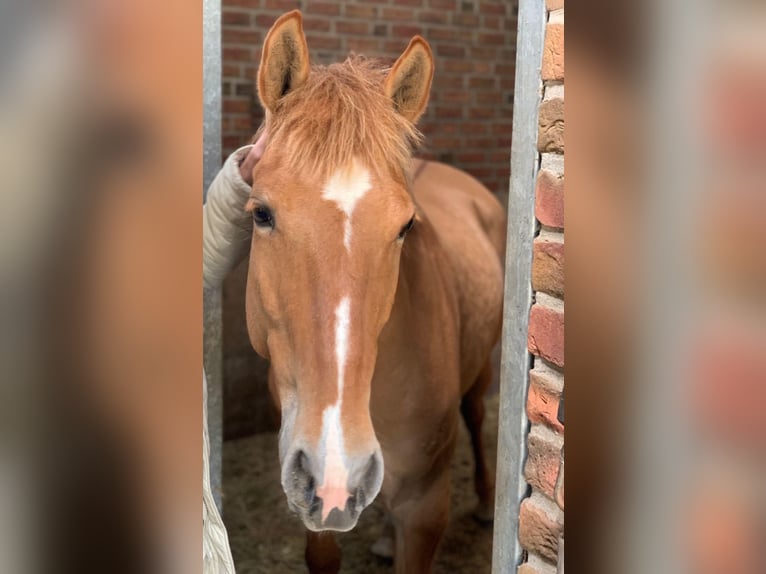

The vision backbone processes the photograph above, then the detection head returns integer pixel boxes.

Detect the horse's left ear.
[384,36,434,124]
[257,10,310,113]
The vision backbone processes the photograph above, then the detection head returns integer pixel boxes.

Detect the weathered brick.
[524,425,563,498]
[518,494,563,563]
[538,98,564,153]
[528,367,564,432]
[546,0,564,11]
[542,23,564,81]
[532,236,564,298]
[535,169,564,229]
[518,556,558,574]
[528,301,564,367]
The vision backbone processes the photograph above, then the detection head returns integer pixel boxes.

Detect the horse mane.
[256,55,423,180]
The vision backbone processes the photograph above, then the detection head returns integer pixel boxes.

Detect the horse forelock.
[261,56,422,181]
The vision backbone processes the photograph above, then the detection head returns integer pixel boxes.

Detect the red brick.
[535,170,564,228]
[453,13,480,26]
[225,0,260,6]
[528,303,564,367]
[305,35,342,50]
[420,11,450,24]
[480,1,507,15]
[476,91,503,104]
[344,4,378,18]
[542,23,564,81]
[429,0,457,8]
[302,17,331,32]
[532,237,564,298]
[518,495,563,563]
[222,29,262,45]
[394,0,422,5]
[381,7,415,21]
[442,91,471,104]
[478,32,508,45]
[263,0,300,9]
[223,99,251,114]
[392,24,424,37]
[254,13,279,28]
[468,108,494,119]
[524,428,562,498]
[495,63,515,75]
[305,0,341,15]
[469,76,496,89]
[483,17,502,30]
[538,98,564,153]
[528,369,564,432]
[223,10,251,26]
[435,106,463,119]
[443,60,473,73]
[456,152,485,163]
[222,64,241,78]
[546,0,564,10]
[222,47,252,62]
[346,38,382,54]
[336,20,371,35]
[518,562,552,574]
[437,44,466,58]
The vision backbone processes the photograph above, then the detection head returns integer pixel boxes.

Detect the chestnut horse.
[243,11,506,573]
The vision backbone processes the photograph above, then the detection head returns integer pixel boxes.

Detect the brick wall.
[221,0,517,198]
[519,2,564,573]
[220,0,518,439]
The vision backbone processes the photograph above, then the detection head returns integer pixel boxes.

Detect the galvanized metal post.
[491,0,545,572]
[203,0,223,512]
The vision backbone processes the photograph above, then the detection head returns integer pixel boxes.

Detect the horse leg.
[460,360,495,522]
[391,469,451,574]
[305,531,341,574]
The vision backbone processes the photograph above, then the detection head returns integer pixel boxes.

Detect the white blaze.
[317,297,352,521]
[320,160,372,251]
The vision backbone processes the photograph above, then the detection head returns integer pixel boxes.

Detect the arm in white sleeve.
[202,145,255,288]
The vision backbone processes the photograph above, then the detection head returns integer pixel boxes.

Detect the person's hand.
[238,146,260,185]
[238,130,267,185]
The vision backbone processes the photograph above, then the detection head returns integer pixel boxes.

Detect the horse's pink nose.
[282,447,383,532]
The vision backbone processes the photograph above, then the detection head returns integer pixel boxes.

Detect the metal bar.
[203,0,223,512]
[491,0,546,572]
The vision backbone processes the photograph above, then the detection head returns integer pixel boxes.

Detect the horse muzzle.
[281,446,384,532]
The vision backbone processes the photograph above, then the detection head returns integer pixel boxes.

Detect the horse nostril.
[361,453,380,493]
[290,450,316,501]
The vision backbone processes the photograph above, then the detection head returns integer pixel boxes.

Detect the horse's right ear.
[257,10,310,113]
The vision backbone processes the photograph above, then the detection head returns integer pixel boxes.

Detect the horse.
[242,11,506,573]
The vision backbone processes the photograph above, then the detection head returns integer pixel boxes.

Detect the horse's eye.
[253,205,274,229]
[398,216,415,240]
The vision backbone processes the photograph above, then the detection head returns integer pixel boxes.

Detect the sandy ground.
[222,394,499,573]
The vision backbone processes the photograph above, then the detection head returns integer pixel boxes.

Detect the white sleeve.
[202,145,255,288]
